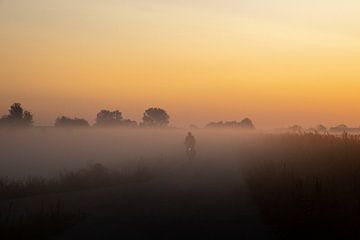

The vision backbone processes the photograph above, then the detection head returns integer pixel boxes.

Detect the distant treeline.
[0,103,170,128]
[205,118,255,129]
[2,103,360,131]
[288,124,360,134]
[0,103,256,129]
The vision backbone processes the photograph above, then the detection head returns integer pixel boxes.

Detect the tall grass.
[242,132,360,239]
[0,200,83,239]
[0,162,154,200]
[0,161,158,239]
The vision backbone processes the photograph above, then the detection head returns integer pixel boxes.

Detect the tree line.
[0,103,255,129]
[0,103,170,128]
[288,124,360,134]
[205,119,255,129]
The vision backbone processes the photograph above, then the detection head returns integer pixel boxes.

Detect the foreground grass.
[0,200,83,240]
[0,161,156,239]
[0,162,153,201]
[242,132,360,239]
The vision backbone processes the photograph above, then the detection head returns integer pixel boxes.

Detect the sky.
[1,0,360,128]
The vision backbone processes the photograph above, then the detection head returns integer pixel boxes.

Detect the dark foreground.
[0,157,271,240]
[243,133,360,239]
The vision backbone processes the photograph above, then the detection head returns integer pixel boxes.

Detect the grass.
[242,132,360,239]
[0,161,158,239]
[0,200,84,240]
[0,162,154,201]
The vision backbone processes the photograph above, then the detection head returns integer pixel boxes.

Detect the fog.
[0,128,259,178]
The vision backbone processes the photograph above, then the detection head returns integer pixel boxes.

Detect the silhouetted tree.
[239,118,255,129]
[9,103,24,119]
[55,116,89,128]
[0,103,33,127]
[96,110,122,125]
[141,108,170,127]
[206,118,255,129]
[118,119,138,127]
[95,110,137,127]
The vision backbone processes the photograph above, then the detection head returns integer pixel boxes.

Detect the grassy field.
[9,129,360,239]
[242,132,360,239]
[0,162,155,200]
[0,161,159,239]
[0,200,83,240]
[0,129,268,239]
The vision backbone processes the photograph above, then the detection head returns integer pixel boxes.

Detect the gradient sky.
[1,0,360,128]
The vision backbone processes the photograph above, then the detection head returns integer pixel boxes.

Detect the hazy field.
[0,128,269,239]
[3,129,359,239]
[0,128,258,178]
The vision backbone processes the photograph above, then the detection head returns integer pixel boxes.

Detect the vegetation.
[0,103,174,128]
[288,124,303,133]
[95,109,137,127]
[242,132,360,239]
[0,200,83,239]
[55,116,90,128]
[0,103,33,127]
[328,124,360,133]
[206,118,255,129]
[141,107,170,127]
[0,163,154,201]
[316,124,327,132]
[0,161,159,239]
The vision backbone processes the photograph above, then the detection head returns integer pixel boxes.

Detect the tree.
[55,116,89,128]
[95,110,137,127]
[205,118,255,129]
[9,103,24,119]
[0,103,33,127]
[96,110,122,126]
[142,108,170,127]
[23,111,33,123]
[239,118,255,129]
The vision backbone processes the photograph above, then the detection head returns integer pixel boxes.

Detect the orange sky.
[1,0,360,128]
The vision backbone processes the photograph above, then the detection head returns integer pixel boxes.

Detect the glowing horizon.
[1,0,360,128]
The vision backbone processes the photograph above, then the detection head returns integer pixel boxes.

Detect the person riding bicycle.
[184,132,196,159]
[184,132,196,161]
[184,132,196,149]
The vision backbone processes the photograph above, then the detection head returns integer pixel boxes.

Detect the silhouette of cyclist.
[184,132,196,160]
